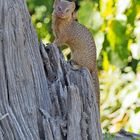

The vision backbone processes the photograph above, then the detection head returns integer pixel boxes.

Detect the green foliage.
[26,0,53,43]
[26,0,140,134]
[104,133,115,140]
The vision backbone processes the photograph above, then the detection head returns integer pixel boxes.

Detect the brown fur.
[52,0,100,108]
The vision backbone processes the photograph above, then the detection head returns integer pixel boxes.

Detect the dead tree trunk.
[0,0,102,139]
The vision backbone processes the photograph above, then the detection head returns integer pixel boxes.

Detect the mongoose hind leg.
[69,60,81,71]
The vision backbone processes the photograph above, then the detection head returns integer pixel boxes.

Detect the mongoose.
[52,0,100,108]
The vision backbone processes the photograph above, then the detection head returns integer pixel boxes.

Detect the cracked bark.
[0,0,102,139]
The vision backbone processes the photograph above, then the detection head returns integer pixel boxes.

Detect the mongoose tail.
[91,68,100,110]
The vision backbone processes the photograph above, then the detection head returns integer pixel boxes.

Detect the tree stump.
[0,0,102,139]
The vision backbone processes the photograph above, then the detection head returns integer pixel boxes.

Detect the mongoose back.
[52,0,100,107]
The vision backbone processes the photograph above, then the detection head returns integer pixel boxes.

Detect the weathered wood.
[0,0,102,139]
[40,43,102,140]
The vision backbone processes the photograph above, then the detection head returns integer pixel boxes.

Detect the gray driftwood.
[0,0,102,139]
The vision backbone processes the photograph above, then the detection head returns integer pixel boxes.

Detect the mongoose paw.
[71,64,81,71]
[69,60,78,65]
[52,41,57,47]
[69,60,81,71]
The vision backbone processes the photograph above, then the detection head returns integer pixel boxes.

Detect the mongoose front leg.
[53,38,62,46]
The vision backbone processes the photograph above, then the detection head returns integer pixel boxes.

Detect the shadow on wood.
[40,43,102,140]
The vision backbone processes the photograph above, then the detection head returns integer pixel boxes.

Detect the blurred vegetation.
[26,0,140,134]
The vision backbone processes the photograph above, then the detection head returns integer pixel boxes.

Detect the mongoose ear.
[71,2,76,12]
[53,0,61,8]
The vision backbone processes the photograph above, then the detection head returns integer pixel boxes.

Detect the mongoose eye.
[57,6,62,11]
[65,9,70,12]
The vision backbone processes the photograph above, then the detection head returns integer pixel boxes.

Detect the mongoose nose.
[58,6,62,11]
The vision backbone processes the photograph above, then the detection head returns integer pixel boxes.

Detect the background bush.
[26,0,140,133]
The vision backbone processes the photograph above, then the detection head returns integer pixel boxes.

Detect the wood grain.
[0,0,102,139]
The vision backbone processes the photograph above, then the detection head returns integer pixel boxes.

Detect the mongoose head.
[53,0,75,19]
